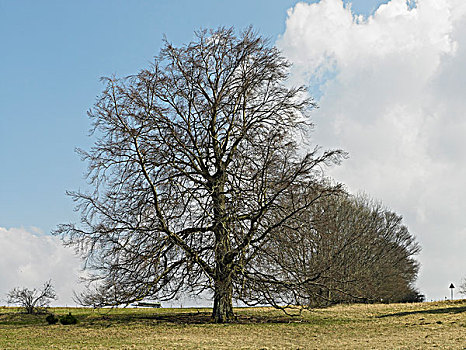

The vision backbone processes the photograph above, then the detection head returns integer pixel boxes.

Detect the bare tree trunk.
[212,269,234,323]
[211,172,234,323]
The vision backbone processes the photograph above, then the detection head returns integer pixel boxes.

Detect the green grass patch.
[0,301,465,349]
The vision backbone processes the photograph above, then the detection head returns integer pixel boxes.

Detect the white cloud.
[0,227,83,306]
[278,0,466,300]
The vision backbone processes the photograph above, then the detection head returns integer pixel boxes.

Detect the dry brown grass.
[0,300,465,349]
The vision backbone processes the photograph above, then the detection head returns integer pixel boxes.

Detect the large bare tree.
[54,27,343,322]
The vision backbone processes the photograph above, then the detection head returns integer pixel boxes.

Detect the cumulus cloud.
[0,227,83,306]
[278,0,466,300]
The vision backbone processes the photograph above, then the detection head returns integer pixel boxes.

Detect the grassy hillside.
[1,300,465,349]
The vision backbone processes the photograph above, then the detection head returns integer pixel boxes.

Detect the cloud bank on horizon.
[0,227,83,306]
[278,0,466,300]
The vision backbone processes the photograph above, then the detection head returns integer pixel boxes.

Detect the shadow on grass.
[0,307,350,326]
[0,312,46,327]
[0,309,315,327]
[90,311,311,325]
[377,305,466,318]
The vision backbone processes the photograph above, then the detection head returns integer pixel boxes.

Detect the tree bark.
[211,170,234,323]
[212,269,234,323]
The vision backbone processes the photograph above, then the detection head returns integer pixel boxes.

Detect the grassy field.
[0,300,465,349]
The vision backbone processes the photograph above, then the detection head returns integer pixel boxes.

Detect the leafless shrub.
[7,280,57,314]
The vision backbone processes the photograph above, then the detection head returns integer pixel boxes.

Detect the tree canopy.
[55,27,344,322]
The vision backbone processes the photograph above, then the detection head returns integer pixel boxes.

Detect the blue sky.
[3,0,466,303]
[0,0,388,234]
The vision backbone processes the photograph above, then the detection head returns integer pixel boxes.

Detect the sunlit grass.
[0,300,465,349]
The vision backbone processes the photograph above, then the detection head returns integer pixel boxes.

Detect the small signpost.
[449,283,455,300]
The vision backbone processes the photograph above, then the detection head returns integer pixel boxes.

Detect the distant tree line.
[253,192,423,308]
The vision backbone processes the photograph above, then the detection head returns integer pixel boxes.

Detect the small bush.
[7,280,57,314]
[45,313,59,325]
[59,312,78,325]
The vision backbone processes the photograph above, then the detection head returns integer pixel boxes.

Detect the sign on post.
[449,283,455,300]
